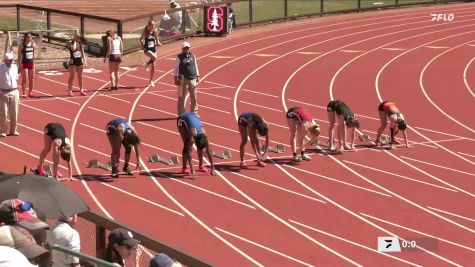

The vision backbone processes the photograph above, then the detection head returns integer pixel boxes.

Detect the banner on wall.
[204,6,228,34]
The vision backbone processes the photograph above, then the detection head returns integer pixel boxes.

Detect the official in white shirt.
[0,52,20,137]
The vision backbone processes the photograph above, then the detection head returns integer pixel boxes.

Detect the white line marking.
[210,55,236,59]
[425,45,449,49]
[203,80,234,89]
[198,91,231,100]
[139,105,176,117]
[0,141,68,170]
[200,104,230,114]
[34,90,80,105]
[77,144,136,167]
[83,74,108,83]
[20,103,71,121]
[240,101,283,112]
[458,152,475,158]
[289,220,422,267]
[400,156,475,177]
[420,39,475,135]
[125,73,149,81]
[215,227,315,267]
[382,47,407,51]
[88,106,123,118]
[242,89,279,98]
[18,123,44,134]
[80,123,105,133]
[296,51,322,55]
[361,212,475,252]
[266,121,288,129]
[427,206,475,222]
[463,57,475,97]
[340,49,364,53]
[284,164,392,197]
[148,92,176,101]
[415,126,475,141]
[254,53,279,57]
[231,172,327,204]
[343,160,458,192]
[99,93,131,103]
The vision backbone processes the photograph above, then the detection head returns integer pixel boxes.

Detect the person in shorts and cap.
[174,42,200,115]
[0,225,49,264]
[105,228,141,267]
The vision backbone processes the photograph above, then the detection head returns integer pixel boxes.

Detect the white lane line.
[88,106,124,118]
[240,101,283,112]
[400,156,475,177]
[231,172,327,204]
[34,90,80,105]
[126,73,149,81]
[83,74,108,83]
[289,220,421,267]
[215,227,315,267]
[0,141,68,170]
[198,91,231,100]
[463,57,475,97]
[458,152,475,158]
[77,144,136,167]
[266,121,288,129]
[20,103,71,121]
[18,123,44,134]
[420,39,475,135]
[343,160,458,192]
[284,164,391,197]
[200,104,231,114]
[139,105,177,116]
[84,175,185,217]
[427,206,475,223]
[242,89,279,98]
[203,80,234,88]
[361,212,475,252]
[415,126,475,142]
[99,94,131,103]
[148,92,176,101]
[80,123,105,133]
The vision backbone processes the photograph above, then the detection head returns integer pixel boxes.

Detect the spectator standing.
[104,29,123,91]
[0,52,20,138]
[17,32,37,98]
[169,0,183,32]
[47,214,80,267]
[174,42,200,115]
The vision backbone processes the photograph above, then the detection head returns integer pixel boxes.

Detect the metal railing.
[50,245,121,267]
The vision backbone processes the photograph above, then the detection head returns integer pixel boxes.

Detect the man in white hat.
[169,0,183,32]
[173,42,200,115]
[0,52,20,137]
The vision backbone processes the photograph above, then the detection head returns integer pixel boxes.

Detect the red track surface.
[1,3,475,266]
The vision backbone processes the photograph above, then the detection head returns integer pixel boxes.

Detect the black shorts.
[286,107,299,119]
[326,101,339,112]
[106,124,117,136]
[70,58,83,66]
[378,101,390,112]
[109,54,122,63]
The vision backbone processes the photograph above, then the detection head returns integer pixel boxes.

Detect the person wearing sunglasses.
[105,228,141,267]
[36,123,72,180]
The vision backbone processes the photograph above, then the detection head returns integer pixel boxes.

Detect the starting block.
[149,154,180,165]
[262,144,285,154]
[87,159,112,171]
[30,164,52,177]
[359,134,388,144]
[212,149,232,159]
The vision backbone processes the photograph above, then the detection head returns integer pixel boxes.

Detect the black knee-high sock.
[390,128,395,143]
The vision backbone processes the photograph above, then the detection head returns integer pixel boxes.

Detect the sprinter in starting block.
[375,101,409,149]
[177,112,215,176]
[36,123,72,180]
[237,112,269,168]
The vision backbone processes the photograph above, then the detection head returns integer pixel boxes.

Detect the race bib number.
[73,50,82,58]
[148,41,155,48]
[177,120,184,127]
[25,52,33,60]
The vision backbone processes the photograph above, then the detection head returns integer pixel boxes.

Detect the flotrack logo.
[431,13,455,22]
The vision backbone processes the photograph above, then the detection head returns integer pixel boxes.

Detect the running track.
[2,3,475,266]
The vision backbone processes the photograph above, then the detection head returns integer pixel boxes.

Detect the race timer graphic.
[377,237,438,253]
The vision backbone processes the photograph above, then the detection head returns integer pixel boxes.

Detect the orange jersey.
[382,101,400,115]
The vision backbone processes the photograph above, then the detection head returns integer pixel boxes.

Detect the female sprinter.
[327,100,360,152]
[286,107,320,162]
[104,29,123,91]
[36,123,72,180]
[18,32,36,98]
[67,34,87,96]
[375,101,409,148]
[237,112,269,168]
[140,20,162,87]
[106,119,141,178]
[177,112,215,176]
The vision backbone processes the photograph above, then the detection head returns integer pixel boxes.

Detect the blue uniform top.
[108,119,131,134]
[178,113,203,134]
